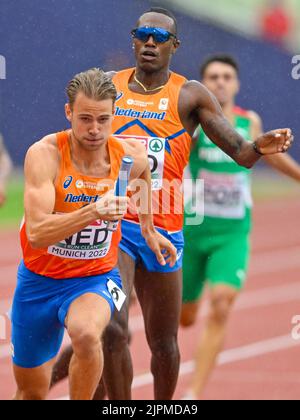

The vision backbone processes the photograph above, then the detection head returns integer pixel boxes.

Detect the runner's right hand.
[254,128,293,155]
[95,191,129,221]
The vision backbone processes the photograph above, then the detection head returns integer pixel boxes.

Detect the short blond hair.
[66,68,117,108]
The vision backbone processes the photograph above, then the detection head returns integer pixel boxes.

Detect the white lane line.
[133,279,300,330]
[133,334,300,389]
[56,334,300,399]
[129,281,300,332]
[1,279,298,332]
[206,370,300,384]
[249,247,300,276]
[2,280,300,356]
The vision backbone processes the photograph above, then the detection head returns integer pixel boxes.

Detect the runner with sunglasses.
[51,7,293,400]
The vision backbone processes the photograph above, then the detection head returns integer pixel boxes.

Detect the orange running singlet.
[112,68,191,232]
[20,131,125,279]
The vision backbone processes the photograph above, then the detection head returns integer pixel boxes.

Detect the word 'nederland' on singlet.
[20,131,125,279]
[112,68,192,233]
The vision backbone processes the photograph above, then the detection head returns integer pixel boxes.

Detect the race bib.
[114,135,165,190]
[107,279,126,311]
[47,219,118,260]
[201,170,247,219]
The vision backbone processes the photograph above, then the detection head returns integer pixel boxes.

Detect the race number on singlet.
[114,134,165,190]
[200,169,248,219]
[47,219,118,260]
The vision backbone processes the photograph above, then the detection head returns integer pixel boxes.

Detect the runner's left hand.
[143,230,177,267]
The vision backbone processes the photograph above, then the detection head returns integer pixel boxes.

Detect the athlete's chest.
[113,91,173,125]
[55,172,115,211]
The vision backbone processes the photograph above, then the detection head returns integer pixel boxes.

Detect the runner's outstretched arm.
[182,81,293,168]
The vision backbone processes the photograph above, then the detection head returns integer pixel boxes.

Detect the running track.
[1,197,300,400]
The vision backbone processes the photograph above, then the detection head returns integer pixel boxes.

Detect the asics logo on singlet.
[116,92,123,101]
[115,107,166,121]
[63,176,73,189]
[64,193,99,203]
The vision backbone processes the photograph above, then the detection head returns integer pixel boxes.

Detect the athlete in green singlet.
[181,54,300,399]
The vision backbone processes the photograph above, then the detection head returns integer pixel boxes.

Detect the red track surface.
[1,197,300,400]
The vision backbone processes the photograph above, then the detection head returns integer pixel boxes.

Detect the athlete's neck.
[69,132,110,178]
[132,68,170,93]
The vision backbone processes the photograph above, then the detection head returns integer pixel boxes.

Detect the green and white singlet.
[183,107,253,302]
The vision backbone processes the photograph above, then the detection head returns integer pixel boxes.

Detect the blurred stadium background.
[1,0,300,227]
[0,0,300,400]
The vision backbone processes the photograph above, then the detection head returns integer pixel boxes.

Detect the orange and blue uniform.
[11,131,126,368]
[112,68,191,272]
[20,131,124,279]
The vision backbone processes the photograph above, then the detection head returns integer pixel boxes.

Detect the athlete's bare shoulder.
[27,133,59,158]
[180,79,216,106]
[25,133,60,181]
[178,79,222,136]
[247,110,263,140]
[247,110,263,126]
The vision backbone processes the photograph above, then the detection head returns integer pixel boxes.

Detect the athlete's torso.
[20,130,125,279]
[112,68,192,232]
[185,106,253,233]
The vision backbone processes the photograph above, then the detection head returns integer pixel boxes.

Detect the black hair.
[200,54,239,78]
[139,7,178,35]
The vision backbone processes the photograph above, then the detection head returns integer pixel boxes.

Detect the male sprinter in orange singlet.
[11,68,176,400]
[52,7,293,400]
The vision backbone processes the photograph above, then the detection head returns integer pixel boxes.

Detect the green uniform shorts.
[182,226,250,303]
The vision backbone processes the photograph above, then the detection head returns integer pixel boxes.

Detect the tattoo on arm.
[186,80,258,167]
[203,116,244,158]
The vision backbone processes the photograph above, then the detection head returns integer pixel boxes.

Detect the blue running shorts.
[11,261,122,368]
[120,220,184,273]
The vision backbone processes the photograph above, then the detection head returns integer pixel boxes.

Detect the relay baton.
[115,156,134,196]
[107,156,134,231]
